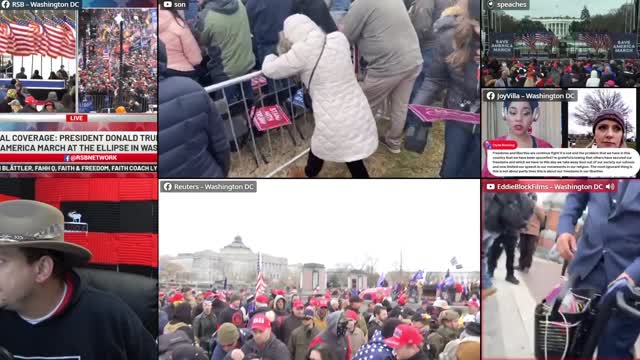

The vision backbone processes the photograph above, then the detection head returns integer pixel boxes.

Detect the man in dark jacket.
[158,40,231,178]
[384,324,428,360]
[229,314,290,360]
[279,300,305,344]
[246,0,293,68]
[367,304,387,336]
[0,200,157,359]
[426,310,460,359]
[220,295,246,328]
[309,310,351,360]
[15,67,27,79]
[194,300,218,354]
[288,307,320,360]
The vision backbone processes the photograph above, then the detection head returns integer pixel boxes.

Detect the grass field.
[229,109,446,178]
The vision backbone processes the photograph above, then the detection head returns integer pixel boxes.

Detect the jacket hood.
[326,310,342,337]
[590,70,598,78]
[159,41,167,79]
[283,14,322,44]
[274,295,286,308]
[46,91,58,101]
[202,0,239,15]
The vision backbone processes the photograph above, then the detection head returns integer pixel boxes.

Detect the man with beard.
[279,300,305,344]
[309,311,351,360]
[288,307,320,360]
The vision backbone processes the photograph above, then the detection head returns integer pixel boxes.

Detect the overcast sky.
[160,180,480,273]
[502,0,632,19]
[568,88,636,138]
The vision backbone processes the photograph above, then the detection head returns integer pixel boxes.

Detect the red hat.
[250,314,271,331]
[169,293,184,303]
[398,296,407,306]
[256,294,269,304]
[605,80,615,87]
[159,291,165,298]
[384,325,424,349]
[345,310,359,321]
[318,299,328,308]
[25,96,36,105]
[293,300,305,309]
[468,300,480,308]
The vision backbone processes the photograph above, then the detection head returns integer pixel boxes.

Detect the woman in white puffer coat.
[262,14,378,178]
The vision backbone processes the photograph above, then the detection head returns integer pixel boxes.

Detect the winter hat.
[433,299,449,309]
[397,296,407,306]
[605,80,615,87]
[304,307,315,318]
[592,109,625,137]
[169,293,185,304]
[383,324,424,349]
[171,345,208,360]
[411,313,430,323]
[439,309,460,322]
[217,323,240,345]
[6,89,16,99]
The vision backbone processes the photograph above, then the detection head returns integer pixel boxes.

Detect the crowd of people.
[159,0,481,178]
[0,68,75,113]
[79,9,157,113]
[481,57,640,88]
[158,284,480,360]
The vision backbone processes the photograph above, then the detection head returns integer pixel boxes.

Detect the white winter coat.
[262,14,378,163]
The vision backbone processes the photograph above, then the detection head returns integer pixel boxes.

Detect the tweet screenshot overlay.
[159,179,480,359]
[0,1,157,175]
[481,88,640,177]
[481,178,640,359]
[481,0,639,88]
[0,177,158,358]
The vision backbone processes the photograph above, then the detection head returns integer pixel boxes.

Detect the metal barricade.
[204,71,313,173]
[80,94,156,113]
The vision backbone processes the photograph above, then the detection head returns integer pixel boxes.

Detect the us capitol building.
[169,236,288,284]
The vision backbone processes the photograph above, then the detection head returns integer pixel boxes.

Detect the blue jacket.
[352,330,393,360]
[558,181,640,286]
[158,41,231,178]
[246,0,293,47]
[211,328,251,360]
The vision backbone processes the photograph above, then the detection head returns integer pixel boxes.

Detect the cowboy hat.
[0,200,92,265]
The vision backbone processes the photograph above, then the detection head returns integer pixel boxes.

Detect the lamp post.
[114,13,124,108]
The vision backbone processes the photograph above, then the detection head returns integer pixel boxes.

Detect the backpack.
[159,330,193,360]
[484,193,534,233]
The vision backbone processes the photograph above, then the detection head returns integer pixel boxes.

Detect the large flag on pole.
[377,272,386,287]
[256,252,267,294]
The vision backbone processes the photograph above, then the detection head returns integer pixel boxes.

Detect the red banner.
[482,179,619,193]
[0,154,156,163]
[408,104,480,124]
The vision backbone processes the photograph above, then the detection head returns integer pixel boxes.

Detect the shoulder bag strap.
[307,36,327,89]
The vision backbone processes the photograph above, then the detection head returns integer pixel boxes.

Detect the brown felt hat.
[0,200,92,266]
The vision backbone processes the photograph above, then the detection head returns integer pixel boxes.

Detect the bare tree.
[573,90,634,133]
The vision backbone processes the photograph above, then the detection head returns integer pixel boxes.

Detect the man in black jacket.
[279,300,305,344]
[193,299,218,354]
[0,200,157,359]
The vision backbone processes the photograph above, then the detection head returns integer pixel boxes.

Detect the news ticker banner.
[482,179,620,193]
[0,131,156,173]
[0,0,156,9]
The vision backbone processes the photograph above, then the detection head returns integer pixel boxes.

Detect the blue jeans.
[575,261,640,359]
[440,121,481,178]
[483,230,498,289]
[410,47,435,102]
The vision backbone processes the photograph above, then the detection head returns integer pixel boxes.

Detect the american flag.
[61,15,76,44]
[577,33,612,52]
[31,15,48,57]
[8,16,33,57]
[520,33,539,50]
[0,20,13,55]
[255,252,267,294]
[42,16,75,59]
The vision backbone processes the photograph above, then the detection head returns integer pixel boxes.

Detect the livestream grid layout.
[1,0,640,359]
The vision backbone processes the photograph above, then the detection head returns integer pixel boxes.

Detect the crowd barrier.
[80,94,157,113]
[204,71,313,172]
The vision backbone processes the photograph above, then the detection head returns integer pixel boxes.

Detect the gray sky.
[503,0,632,19]
[160,180,480,273]
[568,88,636,138]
